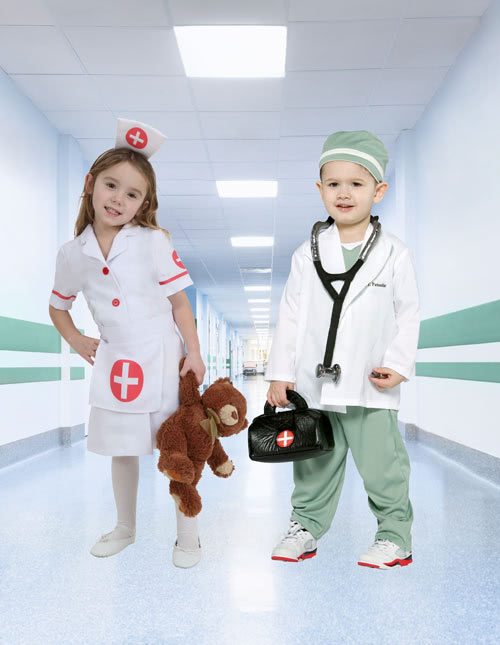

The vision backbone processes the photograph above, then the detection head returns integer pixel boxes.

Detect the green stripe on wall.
[418,300,500,348]
[416,362,500,383]
[0,316,61,353]
[0,368,61,384]
[71,368,85,380]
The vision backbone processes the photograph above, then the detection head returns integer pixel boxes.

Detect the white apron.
[87,314,184,456]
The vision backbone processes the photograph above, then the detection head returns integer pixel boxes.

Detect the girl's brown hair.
[74,147,169,238]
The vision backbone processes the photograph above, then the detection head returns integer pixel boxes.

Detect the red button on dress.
[102,267,109,275]
[112,299,120,307]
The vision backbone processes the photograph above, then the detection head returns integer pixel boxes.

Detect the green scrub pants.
[290,406,413,551]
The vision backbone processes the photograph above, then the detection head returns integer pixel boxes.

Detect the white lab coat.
[265,221,420,412]
[49,222,193,455]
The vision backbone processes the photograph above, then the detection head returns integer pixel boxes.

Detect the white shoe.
[90,526,135,558]
[271,520,317,562]
[172,538,201,568]
[358,539,412,569]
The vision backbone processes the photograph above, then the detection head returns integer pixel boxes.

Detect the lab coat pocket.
[89,335,164,413]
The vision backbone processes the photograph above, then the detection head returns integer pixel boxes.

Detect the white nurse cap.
[115,118,166,159]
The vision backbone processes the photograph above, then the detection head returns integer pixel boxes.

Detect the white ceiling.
[0,0,491,337]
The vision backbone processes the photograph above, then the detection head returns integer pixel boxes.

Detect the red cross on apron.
[276,430,295,448]
[126,127,148,150]
[110,360,144,402]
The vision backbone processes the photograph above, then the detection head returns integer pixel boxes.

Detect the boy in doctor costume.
[266,130,420,569]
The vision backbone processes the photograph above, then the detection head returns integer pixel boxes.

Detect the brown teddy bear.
[156,358,248,517]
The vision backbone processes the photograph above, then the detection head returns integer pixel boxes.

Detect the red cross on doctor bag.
[89,335,164,414]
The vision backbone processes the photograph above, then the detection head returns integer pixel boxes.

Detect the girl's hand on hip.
[267,381,295,408]
[68,334,100,366]
[368,367,405,391]
[180,353,206,385]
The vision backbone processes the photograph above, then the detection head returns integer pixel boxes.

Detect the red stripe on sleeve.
[159,271,189,286]
[52,290,76,300]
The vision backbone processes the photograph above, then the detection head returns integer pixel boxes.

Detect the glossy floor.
[1,376,499,644]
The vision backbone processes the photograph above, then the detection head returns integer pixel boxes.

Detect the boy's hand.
[68,334,100,366]
[267,381,295,408]
[180,352,206,385]
[368,367,406,391]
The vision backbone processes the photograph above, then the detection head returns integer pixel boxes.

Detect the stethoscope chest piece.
[316,363,341,383]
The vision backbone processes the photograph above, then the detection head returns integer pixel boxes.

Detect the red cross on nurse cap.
[115,118,166,159]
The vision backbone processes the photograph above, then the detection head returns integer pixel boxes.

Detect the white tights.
[110,456,199,548]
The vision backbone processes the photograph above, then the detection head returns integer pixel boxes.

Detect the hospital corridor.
[1,1,500,644]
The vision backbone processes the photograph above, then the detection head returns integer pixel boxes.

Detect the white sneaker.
[172,539,201,568]
[90,525,135,558]
[358,539,412,569]
[271,520,317,562]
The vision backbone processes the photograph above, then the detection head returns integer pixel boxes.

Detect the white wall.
[0,69,88,446]
[402,0,500,457]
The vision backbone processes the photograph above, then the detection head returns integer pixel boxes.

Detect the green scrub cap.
[319,130,389,182]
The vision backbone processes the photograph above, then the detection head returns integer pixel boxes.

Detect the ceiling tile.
[43,110,116,138]
[288,0,404,21]
[64,27,183,75]
[281,107,368,136]
[168,208,223,220]
[363,105,426,132]
[0,0,53,25]
[404,0,491,18]
[152,162,213,180]
[153,139,208,162]
[76,138,115,161]
[46,0,171,26]
[278,179,318,195]
[0,27,83,73]
[157,179,217,196]
[278,161,318,179]
[206,139,279,163]
[199,112,280,139]
[10,74,107,110]
[223,201,276,217]
[286,21,399,71]
[386,18,480,67]
[191,79,283,111]
[91,75,194,111]
[212,162,277,180]
[168,0,287,24]
[284,71,373,108]
[279,136,325,161]
[370,67,450,104]
[161,195,220,209]
[115,111,202,139]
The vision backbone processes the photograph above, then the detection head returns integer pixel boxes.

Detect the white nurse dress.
[49,222,193,456]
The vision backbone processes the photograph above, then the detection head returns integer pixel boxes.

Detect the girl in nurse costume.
[49,119,205,568]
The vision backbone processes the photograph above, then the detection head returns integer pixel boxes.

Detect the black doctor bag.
[248,390,334,462]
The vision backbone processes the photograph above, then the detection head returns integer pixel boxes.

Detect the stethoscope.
[310,215,381,383]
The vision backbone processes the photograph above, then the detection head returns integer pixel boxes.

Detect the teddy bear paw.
[216,460,234,478]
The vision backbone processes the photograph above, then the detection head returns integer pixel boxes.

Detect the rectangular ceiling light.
[174,26,286,78]
[248,298,271,303]
[245,286,271,292]
[241,268,272,274]
[217,181,278,198]
[231,237,274,247]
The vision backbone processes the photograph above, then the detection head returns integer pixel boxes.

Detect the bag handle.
[263,389,309,415]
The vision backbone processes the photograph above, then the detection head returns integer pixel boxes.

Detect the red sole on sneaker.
[272,549,317,562]
[358,556,413,569]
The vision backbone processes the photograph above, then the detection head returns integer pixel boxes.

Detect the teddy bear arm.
[207,439,234,478]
